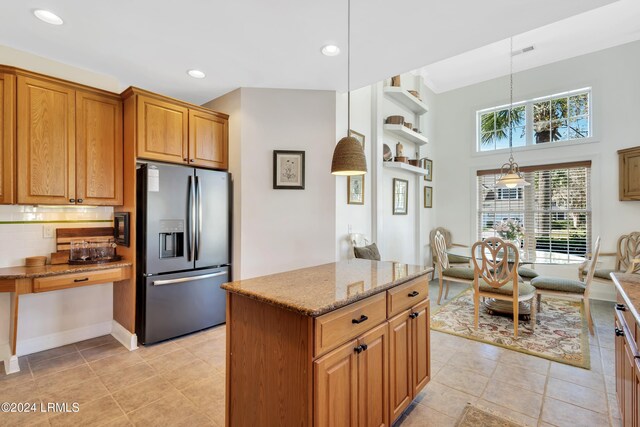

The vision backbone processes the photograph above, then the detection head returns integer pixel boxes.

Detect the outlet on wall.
[42,225,54,239]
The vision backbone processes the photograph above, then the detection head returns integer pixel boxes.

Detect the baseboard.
[0,343,20,374]
[110,320,138,351]
[16,321,113,357]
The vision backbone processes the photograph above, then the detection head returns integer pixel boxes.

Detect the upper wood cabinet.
[76,91,123,205]
[0,73,15,204]
[14,71,123,206]
[619,146,640,201]
[17,76,76,205]
[124,88,229,170]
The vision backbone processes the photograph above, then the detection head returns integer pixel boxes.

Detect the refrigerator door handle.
[152,271,227,286]
[188,175,196,262]
[195,176,202,261]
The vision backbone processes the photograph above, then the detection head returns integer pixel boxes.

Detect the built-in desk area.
[0,261,132,374]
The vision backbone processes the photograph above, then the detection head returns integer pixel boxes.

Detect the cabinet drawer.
[33,268,129,293]
[314,292,386,357]
[387,277,428,318]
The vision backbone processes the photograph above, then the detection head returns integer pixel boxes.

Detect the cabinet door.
[620,149,640,201]
[0,73,15,204]
[616,319,625,420]
[17,76,75,204]
[188,109,228,169]
[411,299,430,395]
[388,310,413,422]
[623,340,635,427]
[137,95,188,164]
[357,322,389,427]
[76,91,123,205]
[314,340,358,427]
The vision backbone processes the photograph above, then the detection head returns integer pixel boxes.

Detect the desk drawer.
[387,277,428,318]
[314,292,386,357]
[33,268,128,293]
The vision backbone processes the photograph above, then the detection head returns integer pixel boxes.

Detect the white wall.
[436,41,640,300]
[205,88,337,280]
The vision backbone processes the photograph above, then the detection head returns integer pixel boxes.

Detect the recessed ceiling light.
[187,69,206,79]
[33,9,64,25]
[321,45,340,56]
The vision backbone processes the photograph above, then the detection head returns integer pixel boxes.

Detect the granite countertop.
[612,273,640,326]
[0,261,133,280]
[221,259,433,317]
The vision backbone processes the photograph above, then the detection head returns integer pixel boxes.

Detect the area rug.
[456,405,522,427]
[431,289,590,369]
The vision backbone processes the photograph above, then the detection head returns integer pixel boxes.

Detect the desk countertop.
[0,261,133,280]
[222,259,432,317]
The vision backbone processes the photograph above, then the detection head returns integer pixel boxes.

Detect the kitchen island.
[222,259,433,427]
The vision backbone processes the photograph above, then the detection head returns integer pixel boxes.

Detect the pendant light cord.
[508,36,513,163]
[347,0,351,131]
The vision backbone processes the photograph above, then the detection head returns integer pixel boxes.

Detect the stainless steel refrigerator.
[136,162,231,345]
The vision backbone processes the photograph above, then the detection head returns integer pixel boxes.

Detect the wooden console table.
[0,262,132,374]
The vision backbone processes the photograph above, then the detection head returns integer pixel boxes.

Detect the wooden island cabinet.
[222,260,432,427]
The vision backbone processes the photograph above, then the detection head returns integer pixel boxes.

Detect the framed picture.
[424,186,433,208]
[423,158,433,182]
[273,150,305,189]
[347,175,364,205]
[393,178,408,215]
[349,129,365,149]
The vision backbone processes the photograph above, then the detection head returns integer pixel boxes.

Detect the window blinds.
[477,162,591,262]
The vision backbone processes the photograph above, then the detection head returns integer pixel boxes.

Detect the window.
[477,162,591,261]
[477,88,591,152]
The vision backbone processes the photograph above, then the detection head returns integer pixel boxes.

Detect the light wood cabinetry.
[619,146,640,201]
[123,87,229,170]
[0,73,15,204]
[615,295,640,426]
[13,70,123,206]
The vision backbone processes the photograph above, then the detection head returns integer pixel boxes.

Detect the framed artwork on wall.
[423,158,433,181]
[393,178,408,215]
[273,150,305,189]
[349,129,365,149]
[424,186,433,208]
[347,175,364,205]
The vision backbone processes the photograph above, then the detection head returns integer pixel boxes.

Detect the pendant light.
[496,37,529,189]
[331,0,367,176]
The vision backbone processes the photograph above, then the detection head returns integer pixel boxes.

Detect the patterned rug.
[431,289,590,369]
[456,405,522,427]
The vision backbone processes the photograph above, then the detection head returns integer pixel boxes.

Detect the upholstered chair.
[578,232,640,284]
[433,230,475,304]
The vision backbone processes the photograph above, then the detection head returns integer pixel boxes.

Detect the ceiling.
[419,0,640,93]
[0,0,619,104]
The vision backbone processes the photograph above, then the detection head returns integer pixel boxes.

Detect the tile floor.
[0,280,620,427]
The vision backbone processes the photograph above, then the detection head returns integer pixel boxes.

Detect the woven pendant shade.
[331,136,367,175]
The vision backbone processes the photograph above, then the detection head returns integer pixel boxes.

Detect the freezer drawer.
[140,267,228,344]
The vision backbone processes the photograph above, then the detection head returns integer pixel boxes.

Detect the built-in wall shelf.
[383,124,429,146]
[383,87,429,115]
[383,161,428,176]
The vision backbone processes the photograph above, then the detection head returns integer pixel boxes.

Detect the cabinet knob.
[77,199,84,204]
[183,158,188,162]
[616,303,626,311]
[408,291,420,298]
[352,314,368,324]
[190,159,195,163]
[409,312,419,319]
[354,345,364,354]
[360,344,368,352]
[69,198,75,203]
[615,328,625,337]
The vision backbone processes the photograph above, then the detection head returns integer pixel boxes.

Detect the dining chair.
[429,227,470,280]
[433,230,475,304]
[578,232,640,284]
[531,236,601,335]
[471,237,536,338]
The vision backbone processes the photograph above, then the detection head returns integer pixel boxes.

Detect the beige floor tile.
[181,374,225,423]
[548,362,605,391]
[431,346,456,364]
[160,359,216,391]
[35,364,98,396]
[97,362,155,393]
[541,396,610,427]
[498,350,550,373]
[430,358,446,377]
[80,342,129,363]
[112,376,175,413]
[475,399,538,426]
[459,340,506,361]
[546,377,608,414]
[589,344,604,373]
[48,395,125,427]
[416,381,477,418]
[127,391,206,426]
[433,364,489,397]
[135,341,181,361]
[102,416,133,426]
[605,374,616,395]
[612,417,623,427]
[481,379,543,418]
[29,353,86,379]
[491,362,547,395]
[0,406,50,427]
[401,403,457,427]
[89,351,146,376]
[0,357,33,390]
[41,377,110,407]
[173,329,219,348]
[75,335,119,351]
[27,345,79,366]
[0,378,41,401]
[145,348,199,374]
[446,351,498,377]
[609,392,621,420]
